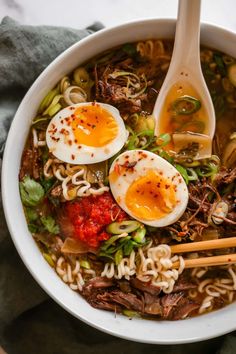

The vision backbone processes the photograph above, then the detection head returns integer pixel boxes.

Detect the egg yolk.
[125,170,177,220]
[71,104,118,147]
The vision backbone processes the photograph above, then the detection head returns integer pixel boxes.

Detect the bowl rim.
[2,18,236,344]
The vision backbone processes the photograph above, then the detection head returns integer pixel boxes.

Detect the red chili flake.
[78,145,82,149]
[156,182,161,188]
[65,117,70,122]
[165,184,170,189]
[178,178,182,183]
[51,137,60,142]
[69,106,75,110]
[159,171,163,175]
[68,140,72,146]
[74,139,78,143]
[52,123,56,129]
[91,153,94,157]
[48,128,57,134]
[60,119,64,124]
[71,154,75,160]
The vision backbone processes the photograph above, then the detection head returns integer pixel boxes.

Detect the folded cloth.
[0,16,235,354]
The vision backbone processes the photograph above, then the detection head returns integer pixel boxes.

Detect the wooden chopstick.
[170,237,236,268]
[172,253,236,269]
[170,237,236,254]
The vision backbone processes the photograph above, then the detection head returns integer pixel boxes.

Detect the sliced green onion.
[80,260,91,269]
[43,253,54,267]
[43,95,62,116]
[126,134,139,150]
[156,133,171,147]
[32,117,50,127]
[174,164,189,184]
[47,103,62,117]
[115,249,123,265]
[109,70,140,81]
[38,87,59,114]
[196,162,218,178]
[137,129,154,138]
[123,309,140,318]
[73,67,91,89]
[181,120,205,134]
[172,95,201,115]
[186,168,198,181]
[132,227,146,243]
[106,220,141,235]
[123,240,134,256]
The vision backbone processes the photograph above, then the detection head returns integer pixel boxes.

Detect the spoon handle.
[171,0,201,70]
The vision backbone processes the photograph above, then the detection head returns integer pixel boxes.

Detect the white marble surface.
[1,0,236,32]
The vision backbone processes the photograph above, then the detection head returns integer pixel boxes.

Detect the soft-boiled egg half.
[109,150,188,227]
[46,102,128,164]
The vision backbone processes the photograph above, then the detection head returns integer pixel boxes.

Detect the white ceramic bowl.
[2,19,236,344]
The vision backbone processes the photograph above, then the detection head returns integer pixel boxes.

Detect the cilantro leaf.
[41,216,59,234]
[19,176,45,207]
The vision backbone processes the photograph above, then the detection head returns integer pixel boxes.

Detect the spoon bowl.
[153,0,215,158]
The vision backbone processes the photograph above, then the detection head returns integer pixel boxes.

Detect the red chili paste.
[65,192,127,248]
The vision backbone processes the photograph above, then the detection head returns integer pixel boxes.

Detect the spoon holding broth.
[153,0,215,159]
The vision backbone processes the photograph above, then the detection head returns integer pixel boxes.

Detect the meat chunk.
[170,298,199,320]
[143,293,162,316]
[130,278,161,296]
[161,292,185,319]
[96,80,142,114]
[19,147,40,180]
[96,290,143,312]
[214,167,236,185]
[82,276,114,297]
[172,275,197,293]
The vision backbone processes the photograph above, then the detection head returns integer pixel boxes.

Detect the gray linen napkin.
[0,16,234,354]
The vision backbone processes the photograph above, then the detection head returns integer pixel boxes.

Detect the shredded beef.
[214,167,236,185]
[88,298,122,313]
[96,80,142,114]
[161,292,185,319]
[172,275,197,293]
[117,280,132,293]
[19,147,40,180]
[170,298,200,320]
[143,293,162,315]
[130,278,161,295]
[82,276,114,297]
[81,277,199,320]
[96,290,143,312]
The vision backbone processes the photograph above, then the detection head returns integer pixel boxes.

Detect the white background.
[0,0,236,32]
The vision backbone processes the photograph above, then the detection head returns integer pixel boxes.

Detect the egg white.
[46,102,128,164]
[109,150,189,227]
